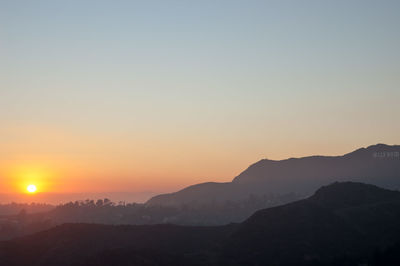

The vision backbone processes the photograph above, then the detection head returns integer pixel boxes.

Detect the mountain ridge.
[147,144,400,206]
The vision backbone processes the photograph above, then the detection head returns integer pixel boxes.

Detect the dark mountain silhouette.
[0,223,235,266]
[147,144,400,206]
[2,182,400,265]
[223,182,400,265]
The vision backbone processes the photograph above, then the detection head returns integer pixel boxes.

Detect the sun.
[27,184,37,193]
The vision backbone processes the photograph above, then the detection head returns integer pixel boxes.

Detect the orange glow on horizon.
[3,163,57,194]
[0,140,377,198]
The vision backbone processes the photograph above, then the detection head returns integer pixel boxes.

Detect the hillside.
[223,182,400,265]
[2,182,400,265]
[147,144,400,206]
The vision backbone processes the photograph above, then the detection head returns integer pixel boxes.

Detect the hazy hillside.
[147,144,400,206]
[0,203,54,216]
[0,193,299,241]
[2,182,400,265]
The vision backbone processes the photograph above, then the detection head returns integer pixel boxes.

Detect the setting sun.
[27,184,37,193]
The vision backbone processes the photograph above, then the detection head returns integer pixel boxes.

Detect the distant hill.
[2,182,400,265]
[147,144,400,206]
[0,203,54,216]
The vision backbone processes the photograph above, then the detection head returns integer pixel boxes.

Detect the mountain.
[147,144,400,206]
[223,182,400,265]
[2,182,400,265]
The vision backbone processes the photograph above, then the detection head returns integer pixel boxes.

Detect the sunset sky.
[1,1,399,202]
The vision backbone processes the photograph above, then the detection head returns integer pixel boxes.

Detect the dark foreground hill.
[2,182,400,265]
[147,144,400,206]
[223,182,400,265]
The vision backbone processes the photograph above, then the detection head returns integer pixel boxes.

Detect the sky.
[1,0,400,202]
